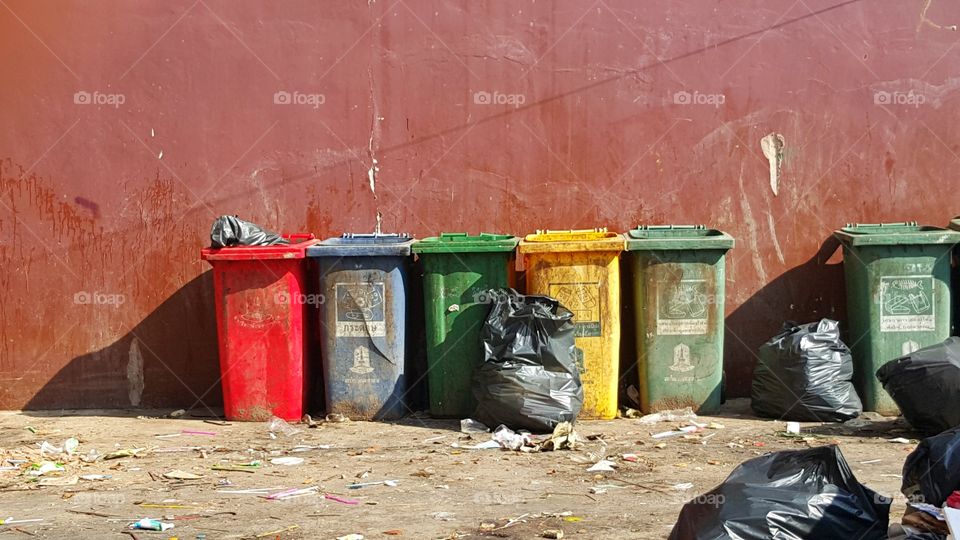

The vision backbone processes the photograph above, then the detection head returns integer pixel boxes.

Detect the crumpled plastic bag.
[669,445,889,540]
[751,319,862,422]
[472,289,583,433]
[877,337,960,436]
[209,215,289,248]
[901,425,960,508]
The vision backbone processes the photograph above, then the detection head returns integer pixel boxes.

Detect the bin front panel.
[630,250,726,414]
[318,256,408,420]
[420,252,515,417]
[841,243,954,414]
[212,259,307,421]
[523,251,621,419]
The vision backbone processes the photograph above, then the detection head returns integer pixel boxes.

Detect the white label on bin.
[549,282,602,337]
[665,343,697,383]
[657,279,709,335]
[879,276,935,332]
[335,282,386,337]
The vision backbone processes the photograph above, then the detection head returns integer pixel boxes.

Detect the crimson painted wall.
[2,0,959,409]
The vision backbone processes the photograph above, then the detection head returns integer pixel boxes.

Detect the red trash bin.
[200,234,318,421]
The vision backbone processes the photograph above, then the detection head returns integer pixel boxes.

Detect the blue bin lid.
[306,233,416,257]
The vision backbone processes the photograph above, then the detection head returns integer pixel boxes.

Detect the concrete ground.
[0,399,921,539]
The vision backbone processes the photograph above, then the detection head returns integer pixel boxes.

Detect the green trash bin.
[834,222,960,414]
[625,225,734,414]
[412,233,519,418]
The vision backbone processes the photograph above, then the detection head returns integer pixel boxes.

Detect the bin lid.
[833,222,960,246]
[305,233,416,257]
[625,225,734,251]
[200,233,318,261]
[412,232,518,254]
[518,228,625,254]
[950,216,960,232]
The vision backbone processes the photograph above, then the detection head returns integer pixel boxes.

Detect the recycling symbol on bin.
[340,284,384,321]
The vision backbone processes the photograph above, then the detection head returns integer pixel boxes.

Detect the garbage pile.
[877,337,960,436]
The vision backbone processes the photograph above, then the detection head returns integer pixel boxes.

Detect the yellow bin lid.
[518,228,625,253]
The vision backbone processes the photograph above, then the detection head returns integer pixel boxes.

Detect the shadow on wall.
[23,272,224,415]
[723,235,848,397]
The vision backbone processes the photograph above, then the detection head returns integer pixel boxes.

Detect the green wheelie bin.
[412,233,519,418]
[834,222,960,415]
[625,225,734,414]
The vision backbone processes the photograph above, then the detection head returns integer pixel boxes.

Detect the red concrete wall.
[2,0,959,409]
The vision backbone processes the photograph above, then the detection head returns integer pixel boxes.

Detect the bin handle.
[341,232,411,239]
[439,233,468,240]
[844,222,918,228]
[535,228,608,234]
[636,225,705,231]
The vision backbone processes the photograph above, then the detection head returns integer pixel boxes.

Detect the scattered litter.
[452,440,501,450]
[700,433,718,445]
[860,459,882,465]
[325,493,360,505]
[586,460,617,472]
[267,416,302,437]
[27,461,64,476]
[672,482,694,490]
[265,486,319,500]
[622,453,639,462]
[181,429,216,436]
[270,457,304,466]
[218,487,285,495]
[169,409,186,418]
[652,425,701,439]
[79,474,111,481]
[908,502,944,521]
[588,486,607,494]
[38,475,78,486]
[639,407,697,425]
[622,408,641,418]
[130,518,174,531]
[163,470,203,480]
[707,422,725,430]
[0,518,44,525]
[38,441,63,457]
[889,437,914,444]
[786,422,801,434]
[383,531,402,536]
[336,535,364,540]
[347,480,398,489]
[326,413,350,423]
[104,448,145,460]
[431,511,455,521]
[254,525,299,538]
[461,418,490,433]
[542,529,564,539]
[301,414,319,428]
[492,425,532,451]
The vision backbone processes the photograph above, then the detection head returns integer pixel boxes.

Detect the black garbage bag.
[877,337,960,436]
[902,425,960,506]
[209,215,289,248]
[472,289,583,433]
[751,319,862,422]
[669,445,890,540]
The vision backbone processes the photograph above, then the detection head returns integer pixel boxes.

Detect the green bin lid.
[833,222,960,246]
[625,225,734,251]
[412,232,518,254]
[950,216,960,232]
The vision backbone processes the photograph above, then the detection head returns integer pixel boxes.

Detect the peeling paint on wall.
[760,133,785,196]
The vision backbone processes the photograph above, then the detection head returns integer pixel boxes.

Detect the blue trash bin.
[306,233,415,420]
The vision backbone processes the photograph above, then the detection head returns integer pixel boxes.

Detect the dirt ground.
[0,399,921,539]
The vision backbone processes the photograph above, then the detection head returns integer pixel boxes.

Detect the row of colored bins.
[202,226,736,421]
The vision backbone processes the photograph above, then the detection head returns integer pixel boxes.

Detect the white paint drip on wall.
[766,213,786,264]
[760,133,784,196]
[127,338,145,407]
[737,164,768,284]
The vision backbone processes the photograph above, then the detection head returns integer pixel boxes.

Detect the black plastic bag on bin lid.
[750,319,862,422]
[901,424,960,507]
[472,289,583,434]
[877,337,960,436]
[209,215,290,248]
[669,445,890,540]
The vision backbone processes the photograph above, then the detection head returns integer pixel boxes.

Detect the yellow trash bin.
[518,228,625,419]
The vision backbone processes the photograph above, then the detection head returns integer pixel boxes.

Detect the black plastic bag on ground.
[472,289,583,433]
[901,425,960,507]
[751,319,862,422]
[669,445,890,540]
[209,215,289,248]
[877,337,960,436]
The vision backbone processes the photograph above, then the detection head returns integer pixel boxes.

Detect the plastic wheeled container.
[834,222,960,414]
[518,229,625,419]
[306,233,415,421]
[412,233,519,418]
[200,234,319,421]
[625,225,734,414]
